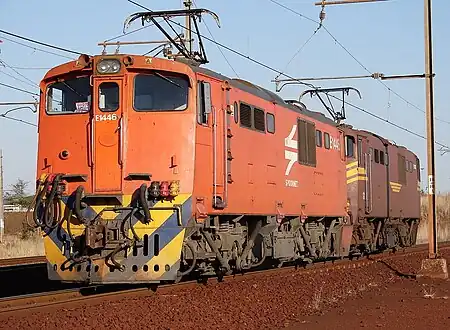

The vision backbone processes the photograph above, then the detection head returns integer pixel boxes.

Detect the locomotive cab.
[35,54,197,283]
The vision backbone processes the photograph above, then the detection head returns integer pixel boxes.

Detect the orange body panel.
[192,73,347,218]
[37,56,197,198]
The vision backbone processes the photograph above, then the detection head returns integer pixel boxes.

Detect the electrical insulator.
[320,10,326,22]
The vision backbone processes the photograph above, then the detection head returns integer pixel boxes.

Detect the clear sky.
[0,0,449,194]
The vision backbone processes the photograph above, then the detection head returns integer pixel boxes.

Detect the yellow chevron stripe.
[131,193,191,238]
[347,167,366,178]
[346,161,358,169]
[347,175,368,184]
[43,235,83,281]
[43,192,192,282]
[90,195,133,220]
[132,229,186,281]
[390,182,402,193]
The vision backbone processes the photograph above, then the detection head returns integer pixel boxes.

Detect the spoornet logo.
[284,124,297,176]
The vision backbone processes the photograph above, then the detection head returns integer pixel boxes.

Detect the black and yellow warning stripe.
[43,193,192,283]
[346,161,367,185]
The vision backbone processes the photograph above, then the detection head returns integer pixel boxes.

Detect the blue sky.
[0,0,449,194]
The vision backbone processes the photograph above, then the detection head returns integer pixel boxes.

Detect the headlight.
[96,59,121,74]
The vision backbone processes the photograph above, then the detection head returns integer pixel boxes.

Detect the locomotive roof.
[188,64,338,127]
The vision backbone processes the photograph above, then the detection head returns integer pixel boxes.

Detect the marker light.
[149,181,160,199]
[160,181,170,198]
[96,59,121,74]
[169,180,180,197]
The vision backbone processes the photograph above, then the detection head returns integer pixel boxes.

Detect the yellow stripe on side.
[347,175,368,184]
[346,161,367,185]
[346,167,366,178]
[390,182,402,193]
[346,161,358,170]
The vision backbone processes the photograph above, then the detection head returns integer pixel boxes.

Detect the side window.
[374,149,380,164]
[345,135,355,158]
[266,113,275,133]
[239,103,252,128]
[316,130,322,147]
[297,119,316,167]
[254,108,265,132]
[233,101,238,124]
[398,154,407,184]
[380,151,385,165]
[197,81,211,124]
[324,133,330,149]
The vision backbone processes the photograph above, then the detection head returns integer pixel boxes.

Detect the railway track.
[0,256,46,268]
[0,242,448,318]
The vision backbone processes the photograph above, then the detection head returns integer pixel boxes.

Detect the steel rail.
[0,256,46,268]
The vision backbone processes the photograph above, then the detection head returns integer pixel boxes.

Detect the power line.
[0,29,84,56]
[126,0,450,151]
[0,81,39,96]
[0,59,38,88]
[0,70,37,90]
[267,0,319,24]
[5,66,50,70]
[126,0,316,89]
[268,0,450,126]
[0,36,74,60]
[191,0,239,77]
[103,21,158,43]
[275,28,320,79]
[0,114,36,127]
[327,92,448,149]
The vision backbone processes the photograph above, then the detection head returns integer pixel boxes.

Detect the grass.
[0,232,45,259]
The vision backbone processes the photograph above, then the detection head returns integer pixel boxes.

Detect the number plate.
[95,114,118,121]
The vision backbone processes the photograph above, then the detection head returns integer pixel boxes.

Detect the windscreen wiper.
[154,71,181,89]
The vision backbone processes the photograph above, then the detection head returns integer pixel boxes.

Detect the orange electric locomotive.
[30,7,421,284]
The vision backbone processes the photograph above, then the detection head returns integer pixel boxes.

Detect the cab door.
[91,79,123,193]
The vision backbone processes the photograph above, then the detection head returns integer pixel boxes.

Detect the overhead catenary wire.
[0,69,37,90]
[191,0,240,78]
[275,28,320,80]
[0,29,84,56]
[126,0,450,151]
[126,0,317,89]
[0,81,39,96]
[267,0,450,126]
[5,66,51,70]
[0,36,75,60]
[0,114,36,127]
[0,59,38,88]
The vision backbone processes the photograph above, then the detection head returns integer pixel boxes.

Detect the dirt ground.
[1,249,450,330]
[294,276,450,329]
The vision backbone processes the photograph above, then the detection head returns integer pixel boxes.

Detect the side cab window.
[197,81,212,125]
[345,135,355,158]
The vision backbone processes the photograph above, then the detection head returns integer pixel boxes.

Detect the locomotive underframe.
[349,216,419,255]
[178,214,350,279]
